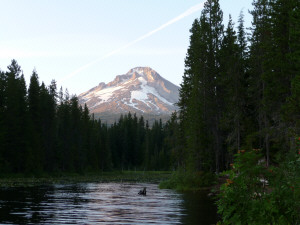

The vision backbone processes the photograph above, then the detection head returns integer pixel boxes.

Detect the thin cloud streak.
[59,2,204,83]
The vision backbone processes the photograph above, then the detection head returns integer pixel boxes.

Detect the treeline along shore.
[0,60,179,174]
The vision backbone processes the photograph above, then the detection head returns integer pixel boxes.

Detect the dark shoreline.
[0,171,172,187]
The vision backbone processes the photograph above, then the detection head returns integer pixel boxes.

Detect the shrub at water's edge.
[216,149,300,224]
[159,170,217,191]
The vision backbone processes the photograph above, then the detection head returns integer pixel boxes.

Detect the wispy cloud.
[59,2,204,83]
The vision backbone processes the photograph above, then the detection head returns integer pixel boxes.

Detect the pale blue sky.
[0,0,253,95]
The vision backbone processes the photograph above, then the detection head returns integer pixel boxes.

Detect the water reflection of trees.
[180,191,218,225]
[0,186,54,224]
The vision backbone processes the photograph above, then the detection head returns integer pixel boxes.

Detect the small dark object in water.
[138,187,146,195]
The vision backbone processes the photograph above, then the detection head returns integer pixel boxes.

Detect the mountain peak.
[130,67,161,82]
[78,67,179,117]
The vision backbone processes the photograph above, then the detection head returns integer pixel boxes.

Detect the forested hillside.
[0,60,179,174]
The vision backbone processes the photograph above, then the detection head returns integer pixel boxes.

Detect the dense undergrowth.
[216,149,300,224]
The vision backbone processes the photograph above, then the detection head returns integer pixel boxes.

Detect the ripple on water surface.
[0,183,184,224]
[0,182,217,224]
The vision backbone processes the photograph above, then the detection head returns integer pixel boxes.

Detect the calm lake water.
[0,183,217,224]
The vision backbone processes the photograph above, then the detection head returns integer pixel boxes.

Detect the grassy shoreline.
[0,171,172,187]
[159,171,218,192]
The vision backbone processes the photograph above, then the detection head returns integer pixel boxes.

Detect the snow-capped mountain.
[78,67,179,116]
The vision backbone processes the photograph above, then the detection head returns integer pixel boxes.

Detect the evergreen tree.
[218,16,240,162]
[178,0,224,172]
[164,112,180,170]
[248,0,272,165]
[42,80,58,171]
[266,0,300,154]
[2,60,28,172]
[283,0,300,138]
[28,70,43,172]
[0,70,6,169]
[218,14,248,167]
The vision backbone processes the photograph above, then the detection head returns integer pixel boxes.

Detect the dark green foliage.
[178,0,225,172]
[164,112,181,169]
[28,70,43,172]
[173,0,300,223]
[159,170,217,191]
[1,60,28,173]
[0,61,173,174]
[217,150,300,224]
[176,0,300,174]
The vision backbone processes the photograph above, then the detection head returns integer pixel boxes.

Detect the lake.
[0,183,218,224]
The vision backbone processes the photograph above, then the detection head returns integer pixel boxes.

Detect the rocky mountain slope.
[78,67,179,120]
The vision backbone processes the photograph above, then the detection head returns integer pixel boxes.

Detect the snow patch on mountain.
[131,77,173,106]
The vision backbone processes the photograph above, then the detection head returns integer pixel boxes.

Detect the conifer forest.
[0,0,299,177]
[178,0,300,172]
[0,61,177,173]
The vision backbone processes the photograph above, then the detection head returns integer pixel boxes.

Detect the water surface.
[0,183,217,224]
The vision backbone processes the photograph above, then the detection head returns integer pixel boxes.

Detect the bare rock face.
[78,67,179,116]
